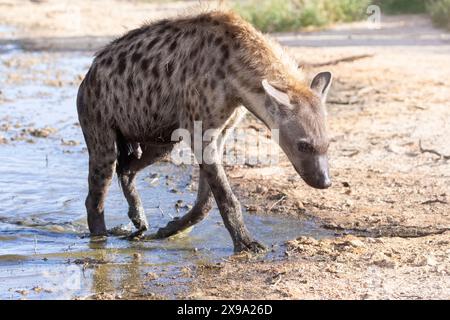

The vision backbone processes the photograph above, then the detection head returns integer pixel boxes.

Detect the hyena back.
[77,11,333,252]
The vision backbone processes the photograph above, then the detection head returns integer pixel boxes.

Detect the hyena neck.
[238,86,282,130]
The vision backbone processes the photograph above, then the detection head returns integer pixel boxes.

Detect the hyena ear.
[311,72,332,102]
[262,79,293,109]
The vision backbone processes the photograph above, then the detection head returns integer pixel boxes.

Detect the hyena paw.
[128,208,148,229]
[126,228,147,241]
[154,217,182,239]
[234,239,267,254]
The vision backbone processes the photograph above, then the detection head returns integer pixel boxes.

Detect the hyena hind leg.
[117,143,174,238]
[155,170,213,238]
[85,134,117,236]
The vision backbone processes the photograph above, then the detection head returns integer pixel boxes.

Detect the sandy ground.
[0,0,449,299]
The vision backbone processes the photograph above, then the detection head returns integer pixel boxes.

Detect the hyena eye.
[297,141,315,153]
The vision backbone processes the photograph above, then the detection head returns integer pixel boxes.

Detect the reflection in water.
[0,45,335,300]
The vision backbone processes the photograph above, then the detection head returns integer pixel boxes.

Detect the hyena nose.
[317,156,331,189]
[314,169,331,189]
[321,175,332,189]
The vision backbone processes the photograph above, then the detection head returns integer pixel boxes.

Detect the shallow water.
[0,40,334,299]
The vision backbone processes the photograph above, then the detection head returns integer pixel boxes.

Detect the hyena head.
[262,72,332,189]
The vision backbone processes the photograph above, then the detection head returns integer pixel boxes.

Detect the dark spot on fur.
[96,110,102,123]
[131,52,142,64]
[199,37,206,48]
[169,39,178,52]
[118,51,126,59]
[157,21,171,34]
[152,65,160,78]
[95,82,102,100]
[221,44,229,60]
[89,66,98,84]
[216,68,225,79]
[154,82,161,93]
[214,37,223,46]
[127,75,134,91]
[146,93,152,109]
[207,33,214,45]
[103,56,113,67]
[210,78,217,90]
[96,49,107,60]
[146,37,160,51]
[189,47,199,59]
[141,58,150,71]
[117,58,127,75]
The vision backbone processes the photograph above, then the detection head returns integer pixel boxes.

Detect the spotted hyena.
[77,11,332,252]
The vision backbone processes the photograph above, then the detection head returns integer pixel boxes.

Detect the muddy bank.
[187,232,449,299]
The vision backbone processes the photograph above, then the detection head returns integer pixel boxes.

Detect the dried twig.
[419,140,450,160]
[268,195,286,211]
[341,149,360,157]
[271,274,283,288]
[300,54,374,68]
[421,199,448,205]
[270,271,286,288]
[326,99,355,105]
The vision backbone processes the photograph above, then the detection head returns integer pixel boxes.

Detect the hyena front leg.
[200,160,266,253]
[198,132,266,253]
[154,113,243,239]
[119,172,148,236]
